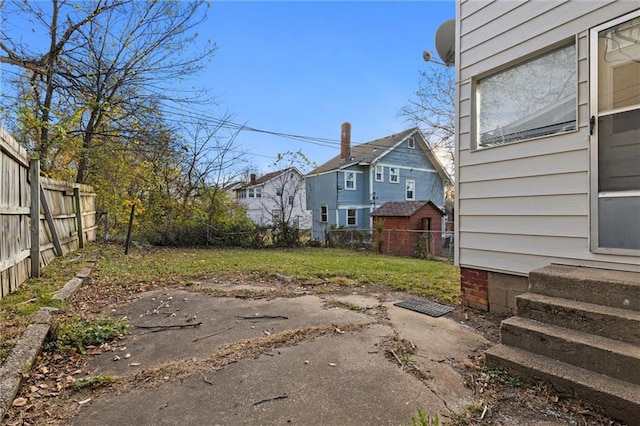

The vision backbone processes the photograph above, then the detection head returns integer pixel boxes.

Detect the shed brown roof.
[371,201,444,217]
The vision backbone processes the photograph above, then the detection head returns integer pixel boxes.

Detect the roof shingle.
[308,128,418,175]
[371,201,444,217]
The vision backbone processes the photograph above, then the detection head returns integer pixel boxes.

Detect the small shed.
[371,201,445,257]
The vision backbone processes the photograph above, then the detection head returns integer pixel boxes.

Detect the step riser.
[485,349,640,425]
[501,322,640,385]
[528,269,640,311]
[516,297,640,345]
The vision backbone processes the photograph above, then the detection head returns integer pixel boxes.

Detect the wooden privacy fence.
[0,127,96,299]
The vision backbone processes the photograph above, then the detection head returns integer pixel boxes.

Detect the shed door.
[590,12,640,252]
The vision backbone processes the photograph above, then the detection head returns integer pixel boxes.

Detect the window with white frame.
[288,195,294,206]
[272,209,282,221]
[345,171,356,190]
[407,137,415,149]
[320,205,328,223]
[406,180,415,200]
[389,167,399,183]
[375,165,384,182]
[255,188,262,198]
[248,188,255,198]
[347,208,357,226]
[475,43,577,148]
[275,187,283,196]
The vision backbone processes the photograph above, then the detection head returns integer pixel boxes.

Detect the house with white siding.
[453,1,640,421]
[454,1,640,312]
[234,168,311,230]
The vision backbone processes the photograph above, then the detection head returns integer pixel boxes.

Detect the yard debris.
[192,322,239,342]
[389,349,403,367]
[11,398,27,407]
[200,372,214,385]
[328,363,336,367]
[236,314,288,320]
[78,398,92,405]
[253,395,288,406]
[134,322,202,332]
[274,274,294,283]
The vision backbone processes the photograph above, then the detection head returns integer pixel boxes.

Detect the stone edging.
[0,261,95,419]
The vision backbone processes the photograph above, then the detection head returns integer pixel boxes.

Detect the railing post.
[74,187,84,248]
[29,159,40,278]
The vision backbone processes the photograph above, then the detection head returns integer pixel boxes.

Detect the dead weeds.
[2,321,367,425]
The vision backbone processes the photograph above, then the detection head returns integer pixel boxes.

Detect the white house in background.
[234,168,311,230]
[455,1,640,313]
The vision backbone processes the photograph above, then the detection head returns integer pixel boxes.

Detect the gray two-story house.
[305,123,451,241]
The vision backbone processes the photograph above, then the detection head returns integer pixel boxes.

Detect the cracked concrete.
[68,284,489,425]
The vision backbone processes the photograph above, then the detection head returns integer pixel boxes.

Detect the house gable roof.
[239,167,302,189]
[371,200,445,217]
[306,128,452,185]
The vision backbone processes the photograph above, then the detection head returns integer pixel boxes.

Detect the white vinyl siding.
[456,0,640,274]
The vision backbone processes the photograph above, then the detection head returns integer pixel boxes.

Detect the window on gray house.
[345,171,356,190]
[389,167,399,183]
[406,180,415,200]
[375,165,384,182]
[347,208,357,226]
[320,205,328,222]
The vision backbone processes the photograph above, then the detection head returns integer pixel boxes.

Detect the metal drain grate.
[394,299,454,318]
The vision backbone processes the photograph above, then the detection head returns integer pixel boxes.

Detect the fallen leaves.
[11,397,27,407]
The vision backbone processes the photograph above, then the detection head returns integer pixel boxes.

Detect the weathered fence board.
[0,127,96,298]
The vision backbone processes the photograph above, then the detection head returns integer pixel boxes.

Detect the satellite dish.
[435,19,455,66]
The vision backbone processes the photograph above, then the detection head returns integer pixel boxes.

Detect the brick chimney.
[250,173,256,183]
[340,122,351,161]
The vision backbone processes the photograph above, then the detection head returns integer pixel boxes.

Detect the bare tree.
[261,151,313,247]
[1,0,215,183]
[399,65,455,171]
[0,0,126,172]
[177,117,247,208]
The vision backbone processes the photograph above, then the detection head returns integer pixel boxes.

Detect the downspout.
[369,165,374,229]
[335,170,340,226]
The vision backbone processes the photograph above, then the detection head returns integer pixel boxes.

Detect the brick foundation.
[461,267,489,311]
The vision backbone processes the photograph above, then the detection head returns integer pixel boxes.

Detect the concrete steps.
[486,345,640,425]
[516,292,640,345]
[486,265,640,424]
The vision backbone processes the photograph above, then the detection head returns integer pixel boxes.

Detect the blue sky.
[203,1,455,171]
[0,1,455,173]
